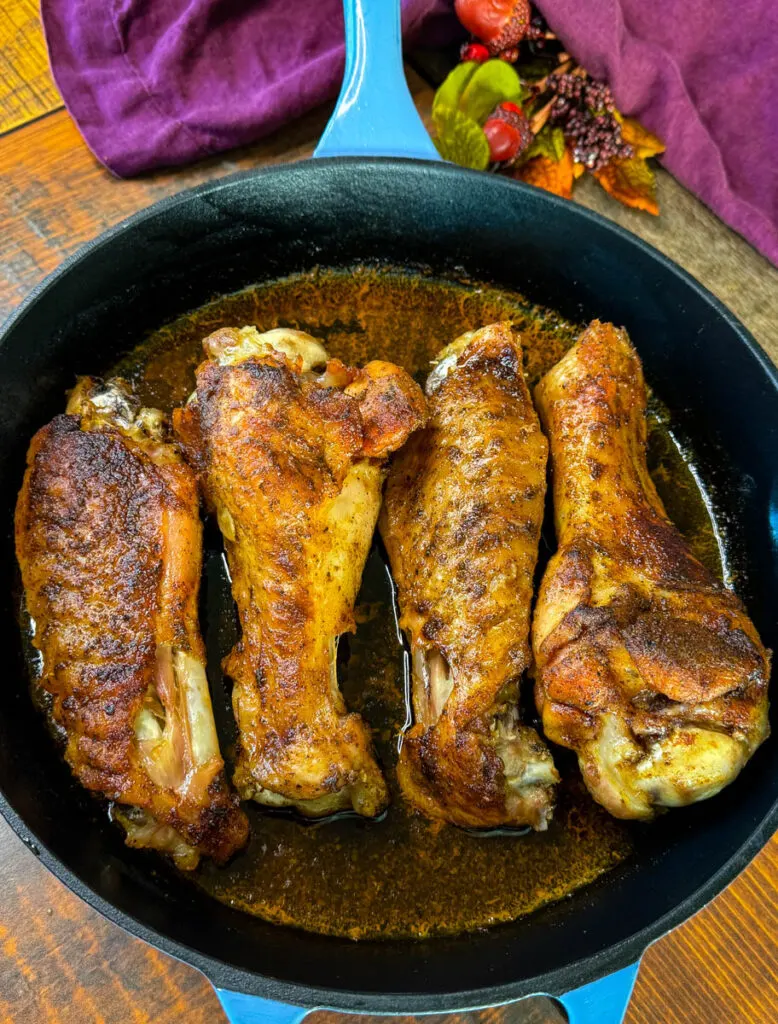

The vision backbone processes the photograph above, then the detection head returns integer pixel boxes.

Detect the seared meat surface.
[175,327,426,817]
[533,321,770,820]
[380,324,558,829]
[16,379,248,867]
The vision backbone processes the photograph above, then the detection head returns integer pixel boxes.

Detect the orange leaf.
[593,155,659,215]
[517,148,574,199]
[619,116,665,159]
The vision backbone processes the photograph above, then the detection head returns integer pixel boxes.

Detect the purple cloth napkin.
[536,0,778,265]
[41,0,456,177]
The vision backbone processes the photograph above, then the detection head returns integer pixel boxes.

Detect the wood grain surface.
[3,9,778,1024]
[0,0,61,135]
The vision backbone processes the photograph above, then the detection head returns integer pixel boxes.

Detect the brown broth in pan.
[105,266,727,940]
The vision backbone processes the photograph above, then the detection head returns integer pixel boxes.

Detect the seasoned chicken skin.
[532,321,770,820]
[174,327,426,818]
[15,379,248,868]
[380,324,559,829]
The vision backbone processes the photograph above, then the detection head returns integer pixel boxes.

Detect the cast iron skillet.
[1,3,777,1023]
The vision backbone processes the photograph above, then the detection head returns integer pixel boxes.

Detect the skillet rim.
[4,157,778,393]
[1,156,777,1012]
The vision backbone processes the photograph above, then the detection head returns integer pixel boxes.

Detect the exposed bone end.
[574,711,768,821]
[204,325,329,372]
[234,766,387,820]
[237,779,354,817]
[492,707,560,831]
[401,646,558,829]
[135,647,222,798]
[67,377,168,446]
[411,647,455,727]
[129,648,247,865]
[112,806,201,870]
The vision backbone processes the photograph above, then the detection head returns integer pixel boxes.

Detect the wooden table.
[3,8,778,1024]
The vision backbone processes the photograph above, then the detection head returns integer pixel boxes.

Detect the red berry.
[485,104,533,165]
[484,118,521,163]
[460,42,490,63]
[454,0,531,56]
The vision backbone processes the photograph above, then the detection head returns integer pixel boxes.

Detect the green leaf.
[549,126,566,161]
[523,125,567,163]
[432,62,479,119]
[458,60,527,125]
[432,106,490,171]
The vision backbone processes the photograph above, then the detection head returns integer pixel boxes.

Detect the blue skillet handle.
[555,962,640,1024]
[215,962,639,1024]
[215,989,311,1024]
[314,0,441,160]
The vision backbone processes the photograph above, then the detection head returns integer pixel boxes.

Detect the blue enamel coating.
[556,962,640,1024]
[314,0,441,160]
[216,989,311,1024]
[216,962,640,1024]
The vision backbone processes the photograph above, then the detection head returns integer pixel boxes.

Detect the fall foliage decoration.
[518,149,574,199]
[432,3,665,213]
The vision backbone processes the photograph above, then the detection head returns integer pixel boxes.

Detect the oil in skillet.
[109,265,727,940]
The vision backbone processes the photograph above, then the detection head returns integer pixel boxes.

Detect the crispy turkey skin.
[174,327,426,818]
[380,323,559,829]
[532,321,770,820]
[15,379,248,868]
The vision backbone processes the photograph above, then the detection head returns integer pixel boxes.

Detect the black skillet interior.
[1,160,777,1012]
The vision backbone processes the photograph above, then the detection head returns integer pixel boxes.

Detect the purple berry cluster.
[582,79,616,113]
[548,73,633,171]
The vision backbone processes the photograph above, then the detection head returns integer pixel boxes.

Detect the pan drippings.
[104,266,726,939]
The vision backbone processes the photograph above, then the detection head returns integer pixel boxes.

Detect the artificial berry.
[485,102,533,164]
[483,118,520,162]
[455,0,531,56]
[484,119,520,163]
[499,47,520,63]
[460,42,490,63]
